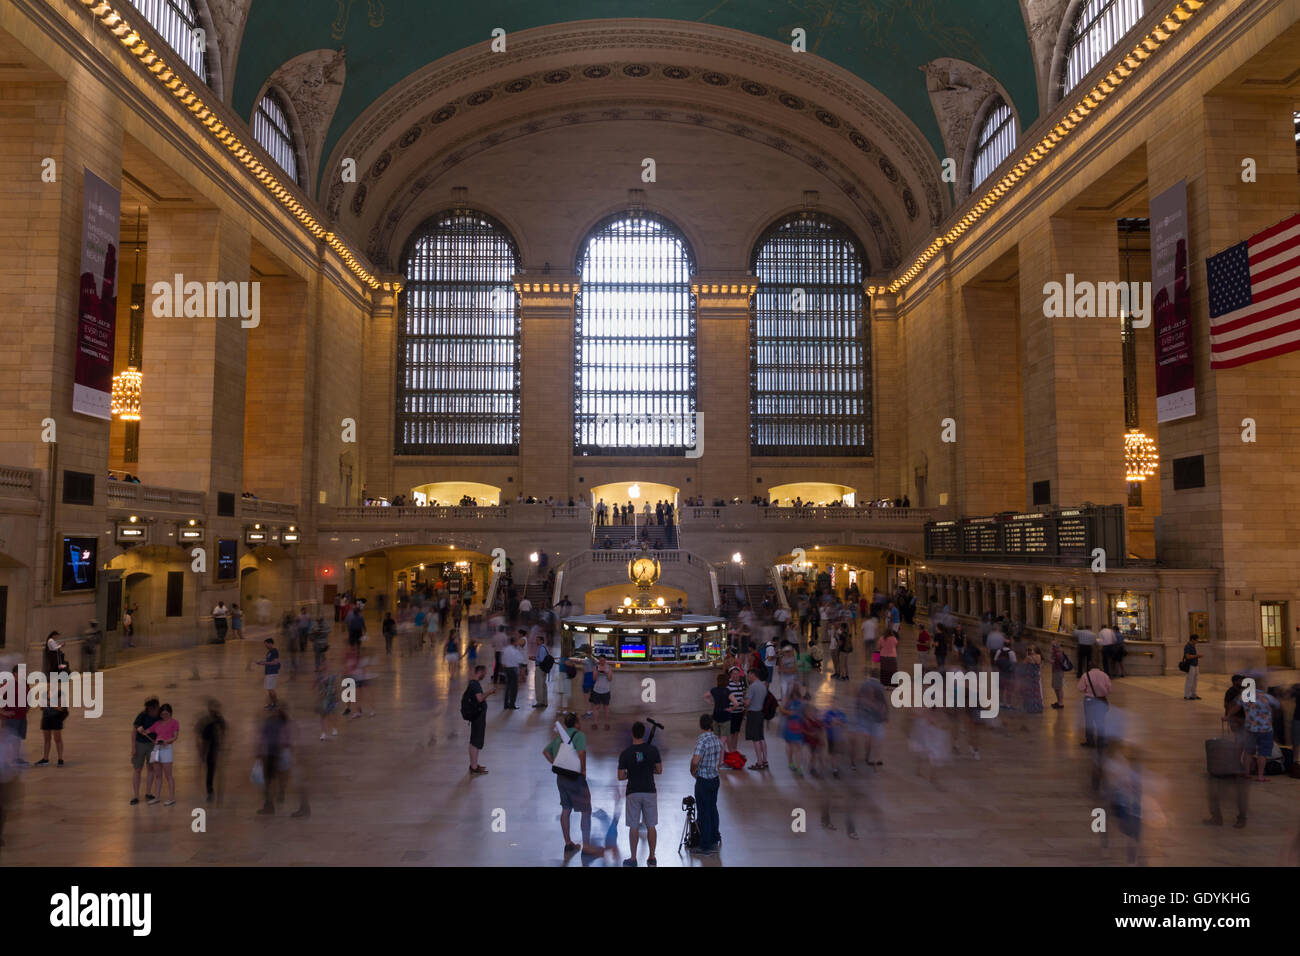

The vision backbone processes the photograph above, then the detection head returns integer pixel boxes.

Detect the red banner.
[73,169,120,420]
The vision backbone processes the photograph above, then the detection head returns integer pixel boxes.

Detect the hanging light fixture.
[111,367,143,420]
[1124,428,1158,481]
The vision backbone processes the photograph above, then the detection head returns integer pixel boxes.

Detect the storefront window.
[1107,592,1150,641]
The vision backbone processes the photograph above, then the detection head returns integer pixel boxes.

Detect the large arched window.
[574,213,696,455]
[1061,0,1146,96]
[128,0,211,85]
[397,211,521,455]
[253,90,301,186]
[970,97,1016,190]
[750,212,870,455]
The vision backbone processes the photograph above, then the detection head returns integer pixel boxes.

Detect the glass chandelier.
[111,367,142,421]
[1124,428,1158,481]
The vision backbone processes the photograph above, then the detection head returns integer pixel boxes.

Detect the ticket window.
[1107,593,1150,642]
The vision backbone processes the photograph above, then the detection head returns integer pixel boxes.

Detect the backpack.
[751,652,769,682]
[762,689,779,721]
[722,750,747,770]
[460,685,483,720]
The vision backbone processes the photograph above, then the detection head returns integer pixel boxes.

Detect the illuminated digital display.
[620,643,647,660]
[678,643,700,656]
[651,645,678,659]
[593,644,616,658]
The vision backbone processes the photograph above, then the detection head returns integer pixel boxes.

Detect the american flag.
[1206,211,1300,369]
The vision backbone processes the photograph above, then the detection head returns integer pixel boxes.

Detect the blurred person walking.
[195,698,226,803]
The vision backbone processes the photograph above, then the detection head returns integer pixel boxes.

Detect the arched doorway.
[410,480,501,506]
[767,482,856,506]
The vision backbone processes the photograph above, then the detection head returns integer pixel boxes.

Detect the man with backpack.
[533,638,553,709]
[543,712,592,854]
[462,665,494,775]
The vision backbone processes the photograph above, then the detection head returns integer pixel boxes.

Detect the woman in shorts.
[147,704,180,806]
[36,701,69,766]
[590,658,613,730]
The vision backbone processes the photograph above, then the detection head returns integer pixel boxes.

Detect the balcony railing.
[0,465,39,498]
[238,497,299,518]
[683,504,939,525]
[106,481,205,512]
[328,505,589,525]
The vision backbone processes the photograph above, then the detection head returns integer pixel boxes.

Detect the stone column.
[138,208,250,497]
[517,277,577,500]
[693,277,756,501]
[1147,88,1300,671]
[359,277,401,503]
[1018,216,1127,510]
[870,290,904,500]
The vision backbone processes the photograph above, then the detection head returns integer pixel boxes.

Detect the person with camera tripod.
[689,714,722,854]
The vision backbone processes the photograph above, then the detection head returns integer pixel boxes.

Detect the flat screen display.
[61,536,97,592]
[651,645,677,659]
[620,643,647,660]
[593,643,616,658]
[217,539,237,580]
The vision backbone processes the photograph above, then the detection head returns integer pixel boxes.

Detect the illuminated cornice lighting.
[866,0,1205,299]
[78,0,383,292]
[1124,428,1159,482]
[110,366,142,421]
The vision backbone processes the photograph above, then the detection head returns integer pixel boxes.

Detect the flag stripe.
[1210,331,1300,369]
[1207,211,1300,368]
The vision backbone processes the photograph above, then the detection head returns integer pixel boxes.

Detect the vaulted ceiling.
[215,0,1057,272]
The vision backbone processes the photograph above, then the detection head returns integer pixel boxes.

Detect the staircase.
[591,522,678,550]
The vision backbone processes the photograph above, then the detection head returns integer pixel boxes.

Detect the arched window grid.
[127,0,210,85]
[253,90,301,187]
[971,99,1016,190]
[1062,0,1146,97]
[574,212,698,456]
[396,211,522,455]
[749,212,872,456]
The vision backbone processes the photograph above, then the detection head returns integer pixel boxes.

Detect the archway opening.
[767,482,856,506]
[410,481,501,506]
[589,480,679,510]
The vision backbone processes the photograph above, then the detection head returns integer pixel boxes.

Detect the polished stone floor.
[3,620,1296,867]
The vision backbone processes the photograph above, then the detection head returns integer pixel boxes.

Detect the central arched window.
[397,210,521,455]
[971,97,1016,190]
[750,212,870,456]
[128,0,210,85]
[574,212,697,455]
[1062,0,1146,96]
[253,90,301,186]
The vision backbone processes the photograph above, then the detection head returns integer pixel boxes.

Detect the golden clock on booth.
[628,555,660,588]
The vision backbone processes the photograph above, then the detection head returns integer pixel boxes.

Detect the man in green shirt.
[543,712,592,854]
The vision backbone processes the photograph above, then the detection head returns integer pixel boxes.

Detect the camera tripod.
[678,796,700,853]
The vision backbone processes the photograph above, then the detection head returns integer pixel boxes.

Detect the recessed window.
[971,98,1016,189]
[574,213,697,455]
[1062,0,1146,97]
[128,0,211,85]
[750,213,870,455]
[253,90,301,186]
[397,211,521,454]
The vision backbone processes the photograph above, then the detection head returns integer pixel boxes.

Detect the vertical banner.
[73,169,121,419]
[1150,179,1195,423]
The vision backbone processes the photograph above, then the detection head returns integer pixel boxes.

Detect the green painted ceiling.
[233,0,1039,188]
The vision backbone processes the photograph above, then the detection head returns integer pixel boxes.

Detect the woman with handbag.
[35,701,69,767]
[146,704,180,806]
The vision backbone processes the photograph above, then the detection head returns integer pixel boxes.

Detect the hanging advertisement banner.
[73,169,120,419]
[1150,179,1195,423]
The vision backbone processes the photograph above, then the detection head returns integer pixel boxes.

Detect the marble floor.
[2,623,1296,867]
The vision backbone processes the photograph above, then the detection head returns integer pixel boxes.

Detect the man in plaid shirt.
[690,714,722,854]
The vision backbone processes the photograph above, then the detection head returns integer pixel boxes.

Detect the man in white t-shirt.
[212,602,229,643]
[1098,624,1118,676]
[860,614,879,652]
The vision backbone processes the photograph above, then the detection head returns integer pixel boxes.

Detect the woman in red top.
[916,627,932,667]
[879,629,900,685]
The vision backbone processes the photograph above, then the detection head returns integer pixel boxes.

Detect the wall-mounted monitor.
[61,536,97,592]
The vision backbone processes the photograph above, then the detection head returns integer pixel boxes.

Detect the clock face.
[632,558,655,578]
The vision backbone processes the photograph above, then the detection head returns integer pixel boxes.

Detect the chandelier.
[1124,428,1158,481]
[111,367,142,421]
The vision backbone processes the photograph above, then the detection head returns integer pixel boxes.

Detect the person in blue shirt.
[255,638,281,709]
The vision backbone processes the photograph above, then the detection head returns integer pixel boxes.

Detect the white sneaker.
[331,728,339,736]
[320,733,327,741]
